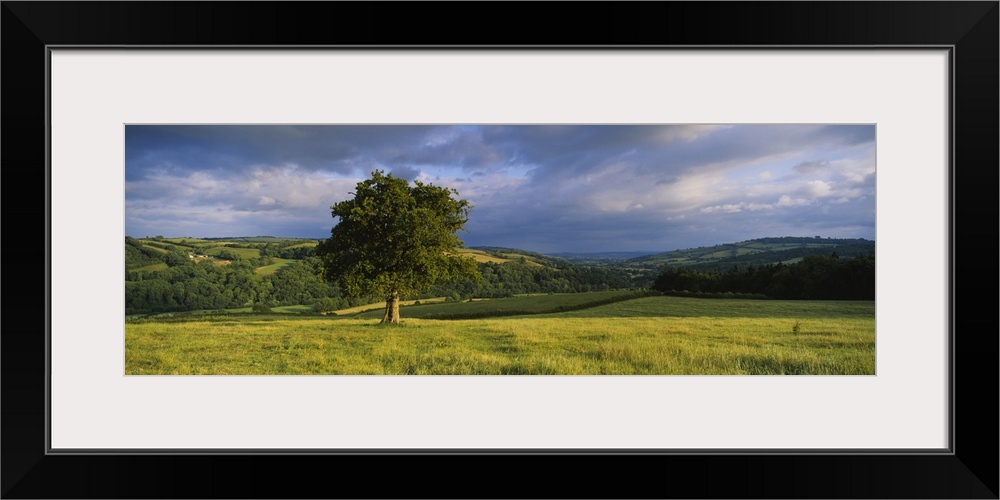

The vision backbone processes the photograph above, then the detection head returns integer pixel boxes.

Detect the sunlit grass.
[453,248,511,264]
[125,296,875,375]
[353,290,645,319]
[255,258,297,275]
[204,246,260,259]
[333,296,448,316]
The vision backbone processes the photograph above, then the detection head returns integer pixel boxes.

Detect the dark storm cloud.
[389,165,421,181]
[125,125,876,251]
[471,125,874,193]
[126,125,466,178]
[794,160,832,174]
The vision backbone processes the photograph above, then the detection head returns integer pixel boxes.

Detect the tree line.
[651,253,875,300]
[426,260,641,300]
[125,257,345,314]
[125,236,646,315]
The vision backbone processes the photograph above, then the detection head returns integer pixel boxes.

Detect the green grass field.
[334,297,448,316]
[140,244,170,254]
[255,258,297,275]
[160,237,214,246]
[454,247,511,264]
[204,246,260,259]
[453,248,548,267]
[125,295,875,375]
[284,241,319,249]
[273,304,314,313]
[353,290,646,319]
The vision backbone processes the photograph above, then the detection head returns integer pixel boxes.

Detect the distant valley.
[125,235,874,316]
[543,236,875,271]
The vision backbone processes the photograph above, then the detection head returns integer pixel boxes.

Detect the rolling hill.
[625,236,875,270]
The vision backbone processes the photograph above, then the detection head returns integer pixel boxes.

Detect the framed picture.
[4,2,996,498]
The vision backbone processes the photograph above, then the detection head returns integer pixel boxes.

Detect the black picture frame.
[3,2,997,498]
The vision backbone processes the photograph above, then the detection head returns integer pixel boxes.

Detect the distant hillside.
[125,235,320,272]
[548,251,657,261]
[465,246,565,268]
[628,237,875,271]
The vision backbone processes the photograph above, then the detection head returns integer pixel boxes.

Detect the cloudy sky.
[125,125,875,253]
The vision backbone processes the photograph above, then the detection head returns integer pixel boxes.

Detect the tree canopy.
[650,252,875,300]
[316,170,479,324]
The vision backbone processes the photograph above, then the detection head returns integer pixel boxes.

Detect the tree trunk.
[381,290,400,324]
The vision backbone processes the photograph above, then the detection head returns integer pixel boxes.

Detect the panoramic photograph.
[124,124,876,375]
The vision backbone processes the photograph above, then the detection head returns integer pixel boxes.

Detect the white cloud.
[701,204,744,214]
[126,165,361,236]
[701,194,815,214]
[803,180,833,197]
[241,167,358,209]
[776,195,810,207]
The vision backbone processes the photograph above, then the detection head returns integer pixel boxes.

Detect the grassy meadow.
[355,290,649,319]
[125,294,875,375]
[254,258,297,275]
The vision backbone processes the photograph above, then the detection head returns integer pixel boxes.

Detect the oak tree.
[316,170,478,324]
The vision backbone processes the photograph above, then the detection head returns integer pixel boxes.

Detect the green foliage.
[125,236,346,315]
[125,256,339,315]
[651,253,875,300]
[125,236,170,270]
[251,303,273,314]
[426,259,638,299]
[313,297,347,313]
[316,170,480,313]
